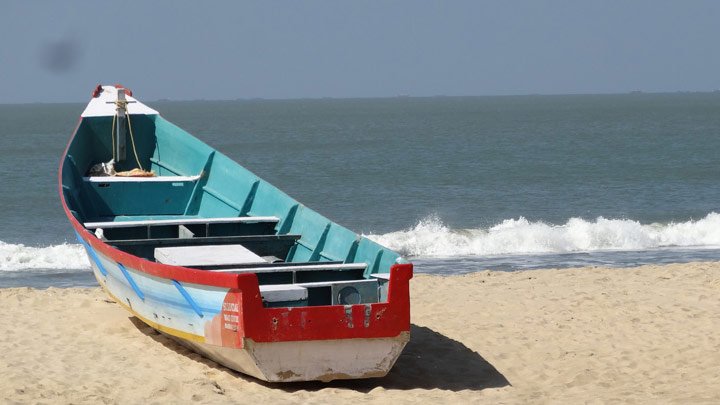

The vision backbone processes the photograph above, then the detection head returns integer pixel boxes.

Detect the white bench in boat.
[83,175,202,183]
[154,244,267,267]
[84,216,279,229]
[153,244,369,304]
[153,244,367,273]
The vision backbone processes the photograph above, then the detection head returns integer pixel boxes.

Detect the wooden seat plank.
[108,234,300,247]
[85,216,279,229]
[83,175,201,183]
[259,284,308,302]
[212,262,367,274]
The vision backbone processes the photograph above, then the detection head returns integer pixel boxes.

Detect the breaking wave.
[0,242,90,272]
[366,213,720,258]
[3,213,720,270]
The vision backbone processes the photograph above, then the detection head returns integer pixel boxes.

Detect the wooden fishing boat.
[58,85,412,382]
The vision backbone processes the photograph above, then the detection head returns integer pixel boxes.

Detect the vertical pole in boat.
[115,89,128,162]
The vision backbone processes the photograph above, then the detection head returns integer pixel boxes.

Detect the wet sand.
[2,262,720,403]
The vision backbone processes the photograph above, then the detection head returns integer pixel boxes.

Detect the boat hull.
[175,332,410,382]
[79,230,411,382]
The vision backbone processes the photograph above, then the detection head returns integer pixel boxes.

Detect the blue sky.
[1,1,719,103]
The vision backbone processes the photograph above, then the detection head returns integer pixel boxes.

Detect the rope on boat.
[125,112,144,171]
[111,99,144,171]
[110,113,117,161]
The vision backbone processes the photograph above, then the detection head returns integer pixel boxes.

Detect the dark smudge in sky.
[39,37,83,73]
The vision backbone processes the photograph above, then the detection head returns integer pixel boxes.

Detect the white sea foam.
[0,242,90,272]
[3,213,720,271]
[366,213,720,258]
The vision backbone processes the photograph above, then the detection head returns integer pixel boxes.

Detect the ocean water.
[1,93,719,287]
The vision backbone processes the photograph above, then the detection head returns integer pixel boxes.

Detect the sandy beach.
[3,262,720,403]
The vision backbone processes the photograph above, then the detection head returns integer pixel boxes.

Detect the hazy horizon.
[3,89,720,106]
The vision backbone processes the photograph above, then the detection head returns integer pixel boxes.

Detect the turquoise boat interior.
[61,112,404,307]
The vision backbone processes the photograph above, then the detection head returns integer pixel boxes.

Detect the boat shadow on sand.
[130,318,510,392]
